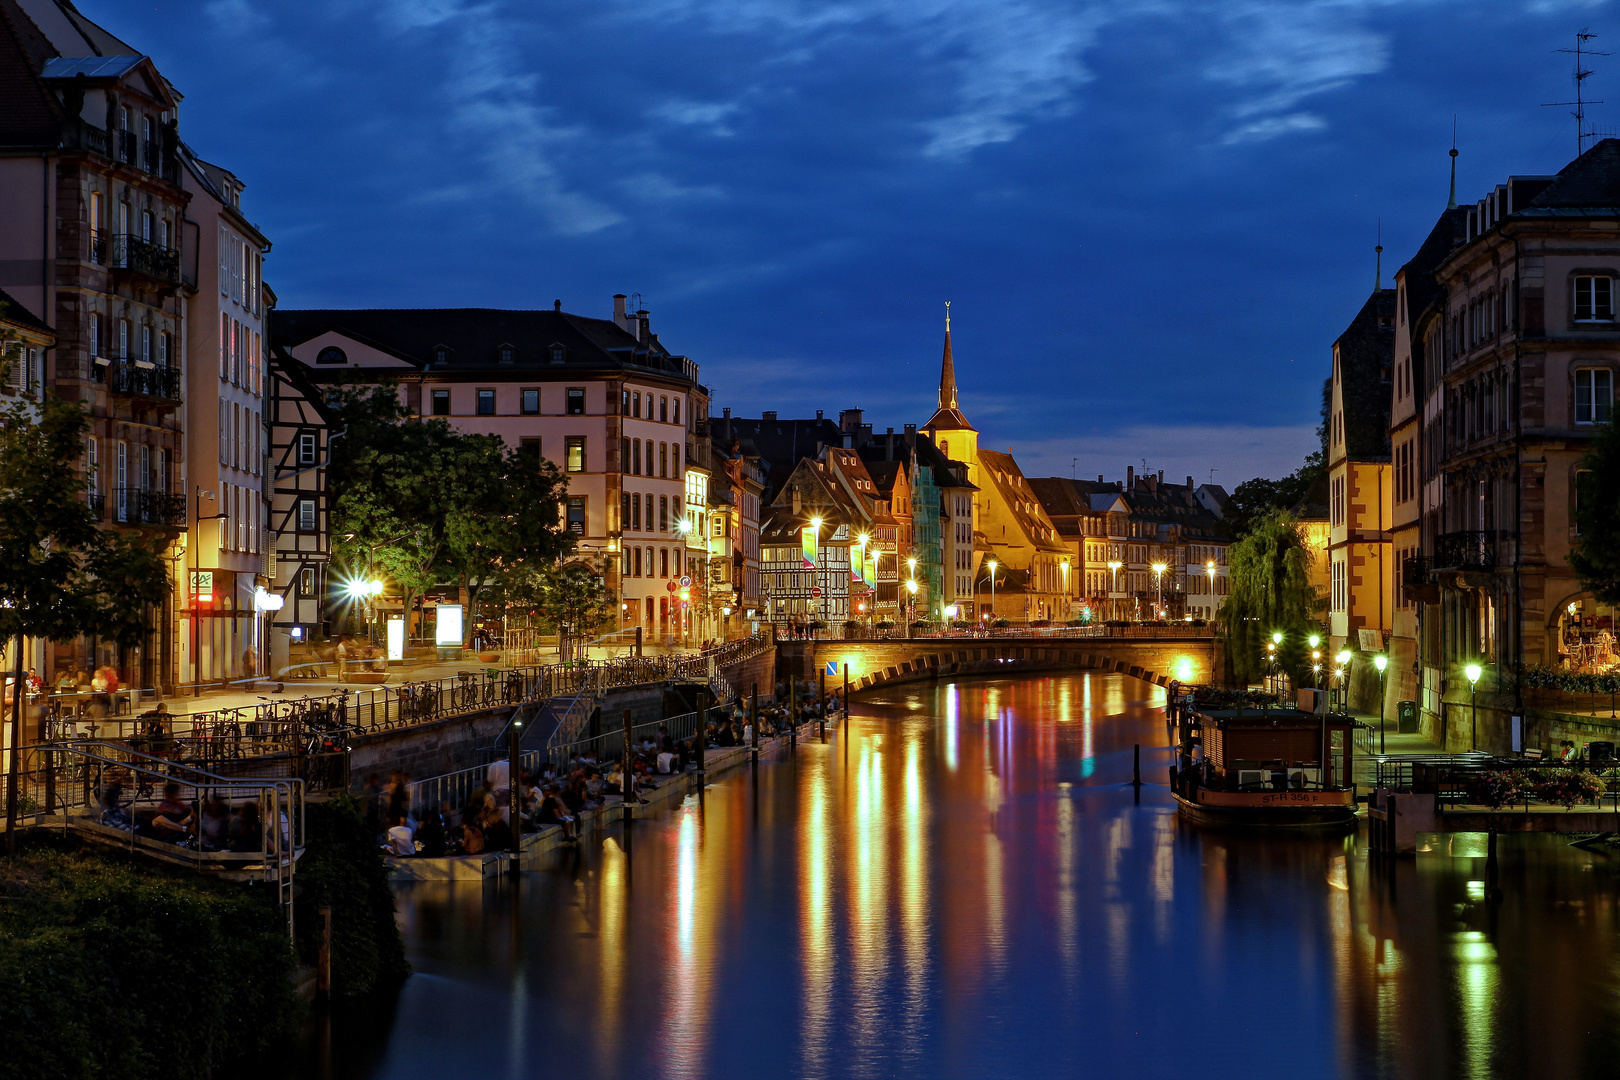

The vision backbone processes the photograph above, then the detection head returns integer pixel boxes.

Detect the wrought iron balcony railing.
[102,360,182,403]
[1433,530,1497,572]
[87,493,105,522]
[113,488,186,528]
[1401,555,1433,590]
[115,129,137,164]
[107,234,180,285]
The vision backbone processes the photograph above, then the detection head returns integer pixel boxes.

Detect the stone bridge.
[778,635,1224,696]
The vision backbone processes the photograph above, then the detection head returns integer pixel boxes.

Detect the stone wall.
[808,637,1223,693]
[350,706,514,785]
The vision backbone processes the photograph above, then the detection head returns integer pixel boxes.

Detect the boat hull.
[1172,788,1357,829]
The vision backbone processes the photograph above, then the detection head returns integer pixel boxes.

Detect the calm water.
[297,674,1620,1080]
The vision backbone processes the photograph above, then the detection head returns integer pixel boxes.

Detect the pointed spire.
[1374,220,1383,295]
[939,301,958,413]
[1447,118,1459,210]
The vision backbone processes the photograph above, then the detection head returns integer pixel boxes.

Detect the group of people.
[97,776,269,851]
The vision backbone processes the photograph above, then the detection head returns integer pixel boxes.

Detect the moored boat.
[1166,686,1360,829]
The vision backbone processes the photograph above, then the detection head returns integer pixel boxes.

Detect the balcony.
[114,129,137,165]
[1401,555,1440,603]
[113,488,186,529]
[61,119,109,156]
[107,234,180,285]
[1433,530,1497,572]
[97,360,182,404]
[87,493,105,522]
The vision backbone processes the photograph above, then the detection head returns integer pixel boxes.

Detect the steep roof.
[0,284,52,333]
[922,325,974,432]
[16,0,137,56]
[979,448,1066,552]
[1332,288,1395,461]
[1522,138,1620,210]
[0,0,63,146]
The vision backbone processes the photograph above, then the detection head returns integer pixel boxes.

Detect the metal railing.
[107,233,180,284]
[405,751,546,820]
[112,487,187,527]
[103,360,182,402]
[5,740,303,936]
[1433,530,1496,572]
[792,624,1215,641]
[1372,753,1620,810]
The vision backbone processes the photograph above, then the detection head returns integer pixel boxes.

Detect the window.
[660,395,668,422]
[633,547,643,577]
[632,438,642,476]
[298,432,317,466]
[159,331,170,367]
[550,344,566,364]
[633,391,642,418]
[301,567,316,595]
[431,389,450,416]
[631,492,642,530]
[298,498,316,532]
[89,312,101,358]
[567,496,586,535]
[645,494,654,532]
[673,398,680,425]
[622,389,631,416]
[521,388,539,415]
[621,437,631,472]
[565,436,585,472]
[499,345,514,364]
[1575,276,1615,322]
[660,548,669,578]
[118,318,129,360]
[476,388,495,415]
[659,442,668,478]
[316,346,346,365]
[434,346,450,365]
[1576,369,1613,424]
[567,388,585,415]
[140,325,151,364]
[621,493,632,530]
[659,494,669,532]
[519,437,541,462]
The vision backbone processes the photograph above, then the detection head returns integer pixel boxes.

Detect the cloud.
[1222,112,1328,145]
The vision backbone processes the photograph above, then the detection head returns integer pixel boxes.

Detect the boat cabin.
[1182,708,1358,792]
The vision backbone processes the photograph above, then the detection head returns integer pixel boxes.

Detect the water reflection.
[283,673,1620,1080]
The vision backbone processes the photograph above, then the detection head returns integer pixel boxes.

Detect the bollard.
[696,688,707,775]
[317,905,332,998]
[635,627,643,658]
[508,712,523,858]
[1487,828,1500,898]
[1133,744,1141,786]
[750,684,759,756]
[790,677,797,750]
[621,707,634,845]
[843,663,850,765]
[819,667,826,742]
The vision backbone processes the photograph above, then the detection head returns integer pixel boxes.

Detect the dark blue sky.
[84,0,1613,485]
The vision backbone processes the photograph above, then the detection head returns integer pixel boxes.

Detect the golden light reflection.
[1056,793,1078,984]
[944,684,959,771]
[800,749,834,1077]
[1455,930,1499,1080]
[596,838,626,1078]
[851,734,891,1059]
[663,808,710,1078]
[900,738,928,1042]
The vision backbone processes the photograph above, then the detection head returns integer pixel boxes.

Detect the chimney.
[816,409,824,420]
[1127,465,1134,490]
[1186,475,1193,489]
[637,309,650,342]
[859,423,873,446]
[792,489,801,515]
[553,299,562,312]
[904,423,917,449]
[612,294,628,330]
[1158,470,1164,484]
[886,427,895,460]
[839,408,864,434]
[762,410,777,421]
[723,406,731,419]
[1097,474,1104,483]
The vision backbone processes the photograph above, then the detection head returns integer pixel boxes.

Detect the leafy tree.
[441,438,572,643]
[0,394,170,852]
[1570,420,1620,602]
[1216,509,1318,686]
[1223,450,1326,538]
[524,562,614,644]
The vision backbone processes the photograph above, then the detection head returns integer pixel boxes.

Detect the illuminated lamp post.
[809,516,824,631]
[1152,562,1167,620]
[1374,653,1388,753]
[1466,662,1483,751]
[988,558,998,625]
[905,578,918,638]
[1107,560,1122,621]
[1308,633,1321,688]
[1271,630,1284,698]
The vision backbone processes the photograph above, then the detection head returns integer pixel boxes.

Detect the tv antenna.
[1543,29,1610,157]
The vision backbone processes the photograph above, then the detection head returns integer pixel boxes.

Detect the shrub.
[1466,770,1526,809]
[1534,769,1604,808]
[992,618,1011,628]
[0,833,300,1080]
[294,793,409,997]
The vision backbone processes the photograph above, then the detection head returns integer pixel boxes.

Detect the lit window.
[565,436,585,472]
[567,496,586,535]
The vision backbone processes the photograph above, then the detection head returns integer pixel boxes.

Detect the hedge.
[0,833,300,1080]
[293,793,409,997]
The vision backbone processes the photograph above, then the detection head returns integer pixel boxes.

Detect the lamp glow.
[1374,654,1387,673]
[1272,631,1284,645]
[1308,633,1321,649]
[1465,662,1483,685]
[1337,649,1352,665]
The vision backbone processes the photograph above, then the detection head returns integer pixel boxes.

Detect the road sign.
[825,660,838,677]
[680,575,692,587]
[811,587,822,597]
[666,581,678,592]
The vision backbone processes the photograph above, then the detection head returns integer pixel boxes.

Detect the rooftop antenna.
[1448,118,1458,210]
[1374,220,1383,294]
[1542,29,1609,157]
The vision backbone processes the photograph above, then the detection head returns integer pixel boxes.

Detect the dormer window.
[434,345,451,365]
[498,344,514,364]
[1574,276,1615,323]
[316,346,347,365]
[549,343,566,364]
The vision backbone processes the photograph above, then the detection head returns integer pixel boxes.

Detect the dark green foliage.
[294,794,408,997]
[1569,420,1620,604]
[1217,509,1319,686]
[0,834,299,1080]
[1223,451,1326,539]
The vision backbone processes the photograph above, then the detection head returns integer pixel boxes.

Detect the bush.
[0,833,300,1080]
[1466,770,1526,809]
[294,794,409,997]
[992,618,1011,628]
[1029,619,1052,628]
[1534,769,1604,808]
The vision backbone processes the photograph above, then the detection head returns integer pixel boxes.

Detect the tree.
[1216,509,1318,686]
[1223,450,1326,538]
[0,394,170,852]
[441,438,572,644]
[527,563,615,653]
[1570,420,1620,602]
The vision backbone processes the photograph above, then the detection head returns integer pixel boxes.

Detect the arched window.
[316,346,346,365]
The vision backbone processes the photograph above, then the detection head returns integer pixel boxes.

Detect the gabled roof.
[39,53,135,77]
[979,449,1066,552]
[0,0,63,145]
[1522,138,1620,210]
[923,325,974,432]
[0,284,52,333]
[1332,289,1395,461]
[17,0,137,57]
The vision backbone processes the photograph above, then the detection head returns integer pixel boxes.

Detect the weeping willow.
[1217,509,1319,686]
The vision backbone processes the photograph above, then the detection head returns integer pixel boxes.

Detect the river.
[294,672,1620,1080]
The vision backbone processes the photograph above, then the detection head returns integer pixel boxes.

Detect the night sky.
[84,0,1614,485]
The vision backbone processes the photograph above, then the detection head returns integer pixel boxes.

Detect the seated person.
[416,805,448,857]
[480,805,513,851]
[228,802,263,852]
[534,788,576,841]
[199,796,231,851]
[385,815,417,857]
[98,775,132,829]
[147,782,194,842]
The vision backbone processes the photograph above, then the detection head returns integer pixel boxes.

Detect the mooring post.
[819,667,827,742]
[317,905,332,999]
[1133,743,1142,787]
[621,707,634,845]
[696,688,707,776]
[790,676,797,751]
[1487,828,1500,895]
[843,663,850,765]
[508,710,523,860]
[750,683,759,758]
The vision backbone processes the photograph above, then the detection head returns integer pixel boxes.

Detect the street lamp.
[1107,560,1122,621]
[1060,559,1070,620]
[1204,559,1215,619]
[1465,662,1483,750]
[988,558,998,625]
[1374,654,1388,753]
[808,517,824,631]
[906,577,918,637]
[1151,562,1167,620]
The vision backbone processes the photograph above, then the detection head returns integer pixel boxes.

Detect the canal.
[297,673,1620,1079]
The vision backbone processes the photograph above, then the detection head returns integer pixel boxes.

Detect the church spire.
[1447,120,1459,210]
[939,301,958,412]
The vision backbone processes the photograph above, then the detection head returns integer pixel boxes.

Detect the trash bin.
[1397,700,1418,734]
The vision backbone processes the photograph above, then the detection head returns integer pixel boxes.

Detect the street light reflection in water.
[286,673,1620,1080]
